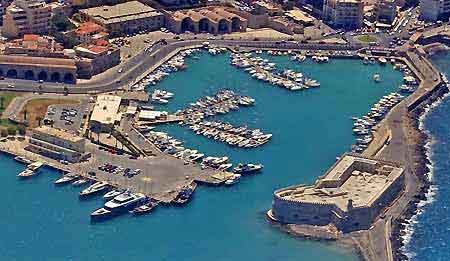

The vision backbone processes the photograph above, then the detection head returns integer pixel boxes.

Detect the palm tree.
[37,117,42,126]
[23,109,27,121]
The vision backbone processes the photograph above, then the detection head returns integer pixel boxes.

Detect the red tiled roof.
[75,22,104,35]
[23,34,40,41]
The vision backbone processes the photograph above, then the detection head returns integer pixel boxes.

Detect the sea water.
[0,52,403,261]
[403,53,450,260]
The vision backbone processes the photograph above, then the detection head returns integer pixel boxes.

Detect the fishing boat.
[172,181,197,205]
[54,174,79,185]
[79,181,109,198]
[233,163,263,174]
[225,174,241,186]
[130,201,156,216]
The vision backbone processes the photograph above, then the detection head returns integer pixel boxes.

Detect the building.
[167,7,248,34]
[72,22,107,44]
[3,0,52,38]
[268,17,303,34]
[254,1,283,16]
[89,95,122,132]
[374,0,397,24]
[270,154,405,232]
[0,55,77,82]
[156,0,198,7]
[285,9,315,26]
[79,1,164,37]
[5,34,67,58]
[323,0,363,29]
[26,126,88,163]
[419,0,450,21]
[75,40,120,78]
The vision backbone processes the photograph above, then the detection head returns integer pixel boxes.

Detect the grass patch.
[356,35,377,43]
[19,98,79,128]
[0,92,22,113]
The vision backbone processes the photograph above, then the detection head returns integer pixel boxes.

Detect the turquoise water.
[0,52,404,260]
[404,53,450,260]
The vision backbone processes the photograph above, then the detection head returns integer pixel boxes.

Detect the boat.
[90,207,113,221]
[79,181,109,198]
[103,189,126,201]
[54,174,78,185]
[172,181,197,205]
[373,73,381,83]
[14,156,33,164]
[91,192,147,221]
[130,201,156,216]
[104,192,147,212]
[378,57,387,65]
[17,161,44,178]
[233,163,264,174]
[225,174,241,186]
[72,178,89,186]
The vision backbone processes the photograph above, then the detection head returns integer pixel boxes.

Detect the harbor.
[0,41,434,261]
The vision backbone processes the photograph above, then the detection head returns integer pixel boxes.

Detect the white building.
[323,0,363,28]
[89,95,122,132]
[419,0,450,21]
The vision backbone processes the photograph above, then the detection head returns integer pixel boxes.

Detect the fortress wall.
[272,195,337,225]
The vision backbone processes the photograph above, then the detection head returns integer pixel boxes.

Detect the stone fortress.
[269,154,405,232]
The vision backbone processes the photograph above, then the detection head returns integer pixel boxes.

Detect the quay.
[0,29,446,260]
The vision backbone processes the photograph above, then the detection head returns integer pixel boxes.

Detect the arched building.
[166,7,247,34]
[0,55,77,83]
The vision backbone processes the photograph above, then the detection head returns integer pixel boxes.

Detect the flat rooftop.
[90,95,122,125]
[33,126,84,143]
[80,1,163,25]
[276,154,404,211]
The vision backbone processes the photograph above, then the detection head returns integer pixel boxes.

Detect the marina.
[0,47,411,261]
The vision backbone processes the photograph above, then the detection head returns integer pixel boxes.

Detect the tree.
[0,129,7,137]
[17,125,26,135]
[7,126,16,136]
[23,109,27,121]
[0,96,5,110]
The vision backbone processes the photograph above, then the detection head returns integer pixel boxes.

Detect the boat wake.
[399,82,450,260]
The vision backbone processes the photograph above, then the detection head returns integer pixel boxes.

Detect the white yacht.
[225,174,241,186]
[80,181,109,198]
[54,174,78,185]
[17,161,44,178]
[103,189,126,201]
[104,192,147,211]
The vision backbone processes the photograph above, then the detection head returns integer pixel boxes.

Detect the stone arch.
[180,17,194,33]
[38,71,48,81]
[218,19,229,33]
[24,70,35,80]
[50,72,61,82]
[6,69,17,78]
[198,18,209,32]
[231,17,240,32]
[64,73,74,83]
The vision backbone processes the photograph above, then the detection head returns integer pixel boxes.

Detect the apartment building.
[323,0,363,28]
[3,0,51,38]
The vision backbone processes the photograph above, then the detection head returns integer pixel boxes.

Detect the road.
[0,39,362,95]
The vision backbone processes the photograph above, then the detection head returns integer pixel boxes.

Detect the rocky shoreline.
[391,83,449,260]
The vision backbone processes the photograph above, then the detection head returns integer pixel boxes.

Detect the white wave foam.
[399,82,450,260]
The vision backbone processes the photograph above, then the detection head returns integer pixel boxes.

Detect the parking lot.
[44,101,91,132]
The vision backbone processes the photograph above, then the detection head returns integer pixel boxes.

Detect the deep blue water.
[405,53,450,260]
[0,52,403,260]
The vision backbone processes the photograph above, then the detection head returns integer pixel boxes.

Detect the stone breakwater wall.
[391,82,449,261]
